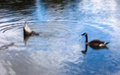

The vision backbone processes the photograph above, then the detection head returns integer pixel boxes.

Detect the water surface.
[0,0,120,75]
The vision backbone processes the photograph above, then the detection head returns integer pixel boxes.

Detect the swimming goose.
[81,33,109,49]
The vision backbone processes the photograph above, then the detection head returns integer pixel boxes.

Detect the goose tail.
[105,42,110,45]
[24,23,32,33]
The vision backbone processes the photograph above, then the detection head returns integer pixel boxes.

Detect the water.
[0,0,120,75]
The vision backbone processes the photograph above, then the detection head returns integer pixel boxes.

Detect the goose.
[81,33,109,49]
[23,23,39,36]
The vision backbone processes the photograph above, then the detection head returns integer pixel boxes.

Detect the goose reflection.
[24,34,30,45]
[81,44,88,54]
[81,33,109,54]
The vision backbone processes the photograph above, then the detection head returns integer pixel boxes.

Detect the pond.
[0,0,120,75]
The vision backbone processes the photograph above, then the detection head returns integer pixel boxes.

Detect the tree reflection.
[40,0,75,3]
[0,0,35,10]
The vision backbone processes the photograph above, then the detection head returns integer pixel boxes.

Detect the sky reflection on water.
[0,0,120,75]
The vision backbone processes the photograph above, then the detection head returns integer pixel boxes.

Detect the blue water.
[0,0,120,75]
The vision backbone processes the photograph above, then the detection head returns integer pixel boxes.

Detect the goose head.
[82,33,87,36]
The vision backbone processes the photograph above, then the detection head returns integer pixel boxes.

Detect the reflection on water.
[0,0,120,75]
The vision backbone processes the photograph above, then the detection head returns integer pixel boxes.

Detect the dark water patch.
[0,42,14,50]
[0,0,35,10]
